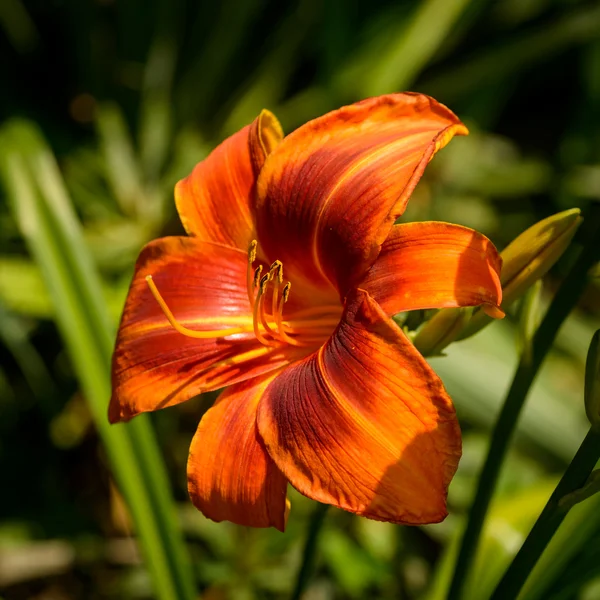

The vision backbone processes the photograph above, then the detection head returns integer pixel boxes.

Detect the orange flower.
[109,93,502,531]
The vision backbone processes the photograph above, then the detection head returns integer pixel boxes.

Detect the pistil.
[146,276,254,338]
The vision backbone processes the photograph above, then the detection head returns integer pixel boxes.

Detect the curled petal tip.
[107,399,129,424]
[434,122,469,154]
[459,209,582,340]
[249,109,284,175]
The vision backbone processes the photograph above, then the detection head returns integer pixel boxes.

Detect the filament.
[253,265,263,288]
[258,272,279,339]
[274,282,311,347]
[270,260,283,320]
[252,275,279,347]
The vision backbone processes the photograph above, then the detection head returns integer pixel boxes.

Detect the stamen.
[270,260,283,283]
[274,283,290,336]
[258,272,279,338]
[252,275,279,347]
[246,239,258,306]
[146,276,253,339]
[274,281,310,347]
[253,265,263,288]
[248,239,257,264]
[270,261,283,326]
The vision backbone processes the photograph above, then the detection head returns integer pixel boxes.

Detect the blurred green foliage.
[1,0,600,598]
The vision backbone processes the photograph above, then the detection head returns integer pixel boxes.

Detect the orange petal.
[360,222,502,315]
[109,237,293,423]
[255,93,467,296]
[257,289,461,524]
[188,374,289,531]
[175,111,283,250]
[249,109,284,174]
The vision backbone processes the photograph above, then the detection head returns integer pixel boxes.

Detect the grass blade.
[0,119,196,600]
[360,0,477,95]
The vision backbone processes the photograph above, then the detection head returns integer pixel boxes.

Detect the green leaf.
[0,119,196,600]
[425,479,557,600]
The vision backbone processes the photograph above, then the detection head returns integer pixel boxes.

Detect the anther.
[259,273,270,290]
[253,265,263,288]
[269,260,283,283]
[282,282,291,303]
[246,240,259,306]
[248,239,257,264]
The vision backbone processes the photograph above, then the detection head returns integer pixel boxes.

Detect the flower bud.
[459,209,582,340]
[500,208,582,305]
[585,329,600,432]
[413,307,473,357]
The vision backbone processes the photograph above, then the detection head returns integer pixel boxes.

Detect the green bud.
[500,208,582,305]
[459,208,582,340]
[585,329,600,432]
[413,307,473,357]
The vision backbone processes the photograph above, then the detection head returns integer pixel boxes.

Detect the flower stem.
[447,204,600,600]
[490,427,600,599]
[291,502,329,600]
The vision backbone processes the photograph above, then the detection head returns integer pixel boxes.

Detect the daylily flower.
[109,93,502,531]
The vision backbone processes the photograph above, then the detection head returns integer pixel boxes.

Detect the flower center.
[145,240,342,350]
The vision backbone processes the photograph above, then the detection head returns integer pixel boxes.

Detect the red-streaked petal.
[175,111,283,250]
[360,222,502,315]
[255,93,467,296]
[188,374,289,531]
[109,237,295,423]
[257,289,461,524]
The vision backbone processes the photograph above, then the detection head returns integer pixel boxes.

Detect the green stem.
[447,205,600,600]
[490,428,600,599]
[291,503,329,600]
